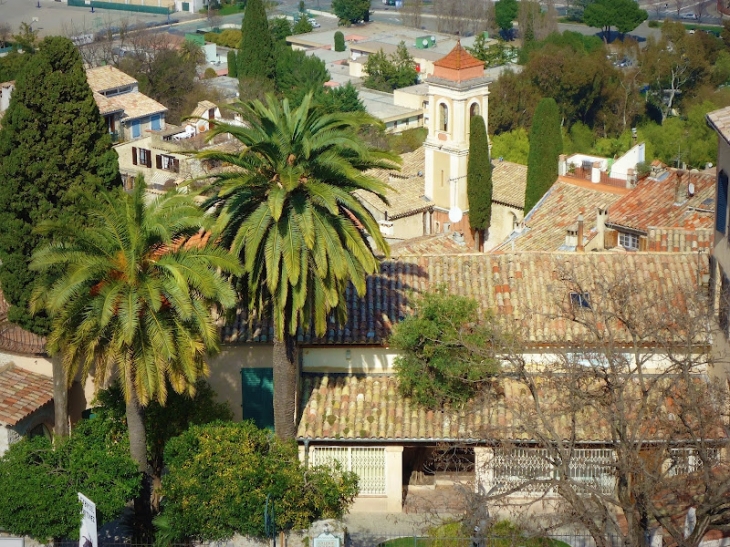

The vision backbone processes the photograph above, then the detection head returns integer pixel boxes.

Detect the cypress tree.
[238,0,273,82]
[334,31,346,52]
[0,36,121,335]
[227,49,238,78]
[524,97,562,214]
[467,114,492,251]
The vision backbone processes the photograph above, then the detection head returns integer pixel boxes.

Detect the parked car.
[680,12,697,19]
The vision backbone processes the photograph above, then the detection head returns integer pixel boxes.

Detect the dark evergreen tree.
[238,0,273,83]
[318,82,365,113]
[269,17,292,43]
[524,97,562,214]
[227,50,238,78]
[334,30,346,52]
[467,115,492,251]
[0,36,120,335]
[332,0,371,24]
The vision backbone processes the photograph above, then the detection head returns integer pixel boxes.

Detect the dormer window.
[439,103,448,132]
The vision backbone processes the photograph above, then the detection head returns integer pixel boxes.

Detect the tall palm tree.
[199,92,399,439]
[29,180,240,530]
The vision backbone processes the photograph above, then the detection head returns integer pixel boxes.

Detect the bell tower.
[424,41,490,233]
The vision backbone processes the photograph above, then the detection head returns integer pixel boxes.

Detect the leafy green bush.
[391,289,502,408]
[160,421,359,541]
[203,67,218,79]
[0,418,140,541]
[387,127,428,154]
[648,19,660,27]
[93,381,232,480]
[204,29,242,48]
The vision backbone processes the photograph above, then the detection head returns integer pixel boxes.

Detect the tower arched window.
[439,102,448,132]
[470,102,480,118]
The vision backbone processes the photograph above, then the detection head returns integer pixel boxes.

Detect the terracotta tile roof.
[0,295,46,355]
[114,92,168,121]
[607,169,715,234]
[356,147,432,219]
[222,252,705,347]
[86,66,137,94]
[646,228,713,252]
[190,100,218,119]
[0,365,53,427]
[93,92,124,116]
[499,179,629,252]
[388,233,476,257]
[297,374,716,442]
[491,160,527,209]
[433,41,484,71]
[707,106,730,144]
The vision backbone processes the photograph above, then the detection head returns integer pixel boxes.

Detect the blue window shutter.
[717,171,728,234]
[241,368,274,431]
[131,120,141,139]
[151,115,161,131]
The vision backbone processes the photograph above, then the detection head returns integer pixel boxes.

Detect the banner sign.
[78,493,98,547]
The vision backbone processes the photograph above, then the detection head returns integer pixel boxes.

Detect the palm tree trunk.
[273,334,298,440]
[126,389,153,540]
[52,354,68,438]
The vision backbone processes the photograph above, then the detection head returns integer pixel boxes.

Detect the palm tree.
[29,180,241,531]
[199,92,398,439]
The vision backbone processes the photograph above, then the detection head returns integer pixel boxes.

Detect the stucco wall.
[392,213,427,240]
[714,137,730,277]
[207,344,274,421]
[485,203,522,251]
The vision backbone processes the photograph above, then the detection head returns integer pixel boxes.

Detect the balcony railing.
[109,131,120,143]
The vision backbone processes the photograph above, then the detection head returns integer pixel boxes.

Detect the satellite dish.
[448,206,463,223]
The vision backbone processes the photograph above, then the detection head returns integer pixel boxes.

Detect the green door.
[182,2,189,10]
[241,368,274,431]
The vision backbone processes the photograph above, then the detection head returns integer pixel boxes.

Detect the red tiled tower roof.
[432,40,485,82]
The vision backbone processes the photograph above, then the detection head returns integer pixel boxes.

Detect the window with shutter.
[240,368,274,431]
[717,171,728,235]
[156,155,162,169]
[132,147,138,165]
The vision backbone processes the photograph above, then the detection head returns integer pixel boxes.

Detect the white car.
[680,12,697,19]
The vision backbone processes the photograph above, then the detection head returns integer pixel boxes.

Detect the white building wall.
[610,143,645,181]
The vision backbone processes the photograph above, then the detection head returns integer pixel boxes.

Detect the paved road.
[0,0,203,38]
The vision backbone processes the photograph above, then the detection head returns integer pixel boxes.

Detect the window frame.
[618,232,639,250]
[717,170,728,235]
[438,102,449,132]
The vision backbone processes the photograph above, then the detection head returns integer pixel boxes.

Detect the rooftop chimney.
[565,226,578,248]
[591,162,601,184]
[596,205,608,251]
[626,168,636,189]
[675,169,687,204]
[558,154,568,176]
[577,214,585,252]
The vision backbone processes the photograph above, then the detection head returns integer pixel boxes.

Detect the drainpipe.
[304,438,310,467]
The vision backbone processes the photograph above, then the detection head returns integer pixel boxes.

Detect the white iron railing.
[310,447,386,495]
